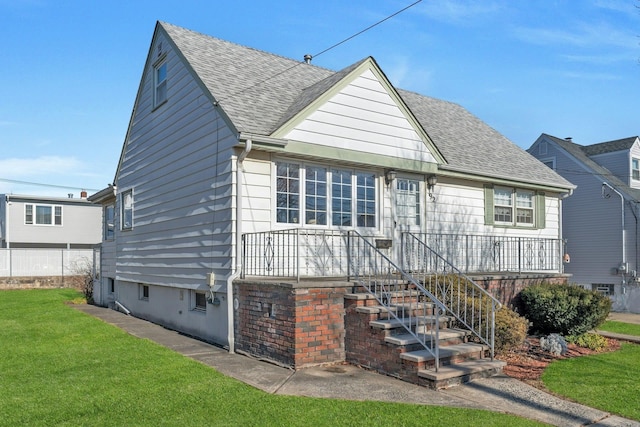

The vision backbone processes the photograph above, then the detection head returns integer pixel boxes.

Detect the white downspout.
[602,182,626,275]
[227,138,251,354]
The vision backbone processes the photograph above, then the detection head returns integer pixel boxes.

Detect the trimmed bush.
[494,306,528,354]
[566,333,609,352]
[519,283,611,336]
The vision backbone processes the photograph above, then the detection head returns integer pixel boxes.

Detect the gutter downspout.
[227,138,252,354]
[602,182,626,279]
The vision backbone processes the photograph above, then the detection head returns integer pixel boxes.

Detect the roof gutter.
[227,138,252,354]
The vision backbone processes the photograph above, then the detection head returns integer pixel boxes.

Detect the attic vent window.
[154,61,167,107]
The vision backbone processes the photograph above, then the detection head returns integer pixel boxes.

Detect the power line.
[216,0,422,104]
[312,0,423,59]
[0,178,99,192]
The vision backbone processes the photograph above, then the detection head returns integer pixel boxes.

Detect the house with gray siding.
[0,193,101,249]
[92,21,574,387]
[529,134,640,313]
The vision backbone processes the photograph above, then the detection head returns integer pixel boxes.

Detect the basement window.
[193,291,207,311]
[139,284,149,301]
[592,283,614,296]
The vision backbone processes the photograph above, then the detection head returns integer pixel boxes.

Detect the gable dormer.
[271,57,445,174]
[582,137,640,188]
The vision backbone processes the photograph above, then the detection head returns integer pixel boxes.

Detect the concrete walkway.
[596,312,640,344]
[74,304,640,427]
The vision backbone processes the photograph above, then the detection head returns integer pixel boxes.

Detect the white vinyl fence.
[0,249,95,278]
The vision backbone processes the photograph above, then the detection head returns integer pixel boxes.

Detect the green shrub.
[566,333,609,352]
[494,306,528,354]
[519,283,611,336]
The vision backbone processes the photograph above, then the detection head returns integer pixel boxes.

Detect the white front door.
[393,177,423,265]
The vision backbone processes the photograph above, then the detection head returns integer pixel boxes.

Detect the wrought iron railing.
[241,229,349,280]
[405,233,562,274]
[402,232,501,359]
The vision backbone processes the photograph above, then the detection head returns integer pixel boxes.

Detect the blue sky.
[1,0,639,196]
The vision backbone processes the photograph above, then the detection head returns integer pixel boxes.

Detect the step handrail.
[403,232,502,360]
[347,231,447,371]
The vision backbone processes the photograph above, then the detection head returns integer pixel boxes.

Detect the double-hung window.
[25,204,62,226]
[121,190,133,231]
[487,186,539,228]
[632,158,640,181]
[104,204,115,240]
[276,161,377,229]
[154,61,167,107]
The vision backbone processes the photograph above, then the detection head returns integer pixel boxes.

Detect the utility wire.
[0,178,98,192]
[313,0,422,59]
[215,0,422,104]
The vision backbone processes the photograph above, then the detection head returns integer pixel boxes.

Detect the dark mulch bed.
[497,336,621,389]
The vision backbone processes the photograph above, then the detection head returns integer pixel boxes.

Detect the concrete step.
[369,315,454,330]
[385,328,470,346]
[417,359,507,389]
[399,342,489,363]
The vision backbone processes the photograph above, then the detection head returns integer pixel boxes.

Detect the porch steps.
[345,290,505,389]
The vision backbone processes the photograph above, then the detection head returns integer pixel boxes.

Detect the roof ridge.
[158,21,336,74]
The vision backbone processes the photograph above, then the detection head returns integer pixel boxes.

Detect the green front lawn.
[597,320,640,337]
[0,289,544,427]
[542,342,640,421]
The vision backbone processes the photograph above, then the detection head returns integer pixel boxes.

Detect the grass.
[0,289,545,427]
[542,342,640,421]
[597,320,640,337]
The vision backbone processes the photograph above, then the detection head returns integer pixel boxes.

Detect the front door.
[393,177,423,265]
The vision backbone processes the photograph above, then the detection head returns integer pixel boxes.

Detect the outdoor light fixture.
[427,175,438,202]
[384,170,397,186]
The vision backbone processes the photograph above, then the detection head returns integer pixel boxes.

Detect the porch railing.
[241,229,350,280]
[405,233,562,274]
[402,232,501,359]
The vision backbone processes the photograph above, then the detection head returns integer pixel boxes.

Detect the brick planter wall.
[0,276,85,290]
[344,297,406,375]
[233,280,348,368]
[470,273,570,308]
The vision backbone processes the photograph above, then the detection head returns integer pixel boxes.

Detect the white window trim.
[24,203,63,226]
[485,185,546,229]
[632,158,640,181]
[273,160,381,232]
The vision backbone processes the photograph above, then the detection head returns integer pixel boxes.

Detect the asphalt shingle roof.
[161,22,572,190]
[581,137,639,156]
[543,133,640,201]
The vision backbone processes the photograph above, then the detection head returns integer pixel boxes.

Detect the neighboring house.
[0,193,101,249]
[0,193,101,283]
[529,134,640,313]
[92,22,574,387]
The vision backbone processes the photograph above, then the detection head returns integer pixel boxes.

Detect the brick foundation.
[233,280,348,368]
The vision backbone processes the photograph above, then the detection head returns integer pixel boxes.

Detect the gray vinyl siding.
[588,151,629,184]
[115,38,236,291]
